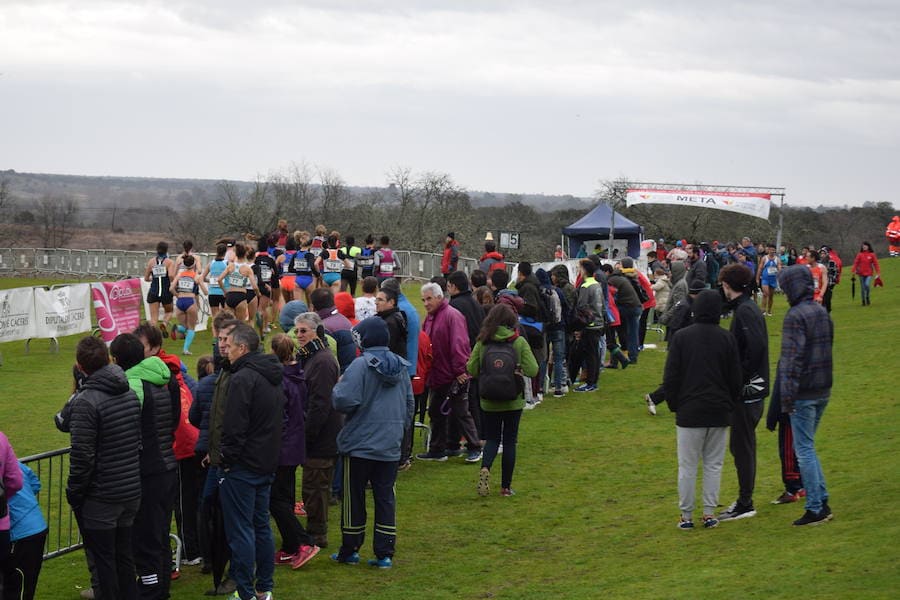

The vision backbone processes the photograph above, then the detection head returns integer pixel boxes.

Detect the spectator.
[851,241,881,306]
[355,277,379,321]
[441,232,460,277]
[4,461,47,600]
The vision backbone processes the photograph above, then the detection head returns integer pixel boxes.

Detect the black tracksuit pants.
[729,400,763,506]
[133,470,177,600]
[338,456,398,560]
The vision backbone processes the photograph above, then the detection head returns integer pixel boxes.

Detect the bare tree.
[38,196,79,247]
[317,167,348,227]
[270,162,318,228]
[214,179,275,238]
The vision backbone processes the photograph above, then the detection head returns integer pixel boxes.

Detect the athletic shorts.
[225,291,246,309]
[147,290,173,306]
[297,275,314,290]
[246,290,256,304]
[208,294,225,308]
[175,297,195,312]
[322,273,341,286]
[280,275,296,293]
[761,277,777,288]
[257,285,271,299]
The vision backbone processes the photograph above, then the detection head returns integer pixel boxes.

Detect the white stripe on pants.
[677,426,728,519]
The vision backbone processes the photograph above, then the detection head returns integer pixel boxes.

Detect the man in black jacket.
[218,323,284,600]
[66,336,142,600]
[664,290,741,530]
[717,265,769,522]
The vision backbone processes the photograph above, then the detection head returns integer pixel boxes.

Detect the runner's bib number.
[152,264,167,277]
[176,277,195,293]
[227,272,248,288]
[357,256,374,268]
[324,259,343,273]
[259,265,273,283]
[766,266,777,276]
[379,262,394,275]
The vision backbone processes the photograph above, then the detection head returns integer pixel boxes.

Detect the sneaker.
[465,450,482,463]
[444,448,466,457]
[553,388,565,398]
[574,384,597,392]
[330,552,361,564]
[170,325,178,341]
[291,544,320,569]
[523,401,536,410]
[821,501,833,519]
[718,501,757,522]
[368,556,393,569]
[677,518,694,530]
[80,589,95,600]
[158,322,168,337]
[275,550,295,565]
[182,349,192,356]
[206,579,236,596]
[416,451,448,462]
[500,487,516,497]
[294,502,307,516]
[171,568,180,580]
[182,556,203,566]
[535,393,544,404]
[702,515,719,529]
[256,593,273,600]
[645,393,657,416]
[477,467,490,496]
[398,459,412,472]
[792,509,830,527]
[771,489,804,504]
[561,385,569,394]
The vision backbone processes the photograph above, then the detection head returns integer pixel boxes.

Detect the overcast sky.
[2,1,898,207]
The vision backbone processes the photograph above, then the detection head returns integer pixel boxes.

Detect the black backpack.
[539,287,562,326]
[479,340,522,402]
[628,277,649,304]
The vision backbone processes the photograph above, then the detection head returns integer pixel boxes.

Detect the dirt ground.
[3,225,171,251]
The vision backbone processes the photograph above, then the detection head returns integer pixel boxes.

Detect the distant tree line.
[0,171,895,263]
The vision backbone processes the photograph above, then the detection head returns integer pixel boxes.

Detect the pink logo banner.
[91,279,144,343]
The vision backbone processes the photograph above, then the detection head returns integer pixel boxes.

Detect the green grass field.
[1,265,898,599]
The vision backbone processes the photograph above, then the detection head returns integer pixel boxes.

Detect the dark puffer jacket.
[66,364,142,508]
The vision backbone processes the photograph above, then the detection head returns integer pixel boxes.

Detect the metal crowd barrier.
[1,248,482,281]
[20,448,83,560]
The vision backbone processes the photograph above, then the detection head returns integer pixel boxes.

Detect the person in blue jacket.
[5,462,46,600]
[330,318,414,569]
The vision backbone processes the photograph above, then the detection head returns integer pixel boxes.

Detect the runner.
[169,254,201,355]
[253,237,280,338]
[278,236,299,306]
[755,243,782,316]
[175,239,202,273]
[357,235,377,280]
[318,235,351,293]
[374,236,400,283]
[200,243,229,318]
[290,231,320,306]
[220,241,259,322]
[311,224,327,253]
[342,235,362,295]
[144,241,176,335]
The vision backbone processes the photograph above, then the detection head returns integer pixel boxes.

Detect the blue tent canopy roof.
[562,203,644,258]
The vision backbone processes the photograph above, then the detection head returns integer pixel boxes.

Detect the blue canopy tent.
[562,204,644,259]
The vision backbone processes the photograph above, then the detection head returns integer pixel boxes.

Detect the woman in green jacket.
[467,304,538,497]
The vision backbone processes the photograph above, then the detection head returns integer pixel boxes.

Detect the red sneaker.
[274,550,296,565]
[291,545,320,569]
[294,502,307,516]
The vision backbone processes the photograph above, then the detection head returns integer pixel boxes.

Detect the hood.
[279,300,309,333]
[232,351,284,386]
[282,361,305,387]
[128,356,171,387]
[334,292,357,322]
[535,268,551,287]
[361,347,410,386]
[352,317,390,350]
[670,261,686,283]
[480,251,504,260]
[83,364,131,396]
[157,350,184,377]
[550,264,570,284]
[492,325,519,342]
[496,289,524,314]
[691,289,722,324]
[779,264,814,306]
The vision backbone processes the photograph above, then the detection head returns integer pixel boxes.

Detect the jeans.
[547,328,567,389]
[619,305,643,362]
[789,397,829,513]
[219,467,275,600]
[481,409,523,489]
[859,275,872,305]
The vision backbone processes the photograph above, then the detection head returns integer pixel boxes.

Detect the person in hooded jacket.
[109,333,178,600]
[717,264,770,522]
[664,290,742,530]
[331,318,414,569]
[606,258,643,364]
[777,265,834,526]
[268,334,320,570]
[4,461,46,600]
[218,323,285,600]
[467,304,538,497]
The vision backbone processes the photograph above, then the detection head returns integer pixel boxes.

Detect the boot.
[613,348,630,369]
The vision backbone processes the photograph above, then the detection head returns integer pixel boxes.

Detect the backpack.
[629,277,649,304]
[539,287,562,326]
[479,340,522,402]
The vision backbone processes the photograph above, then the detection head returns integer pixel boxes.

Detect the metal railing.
[20,447,83,560]
[1,247,484,281]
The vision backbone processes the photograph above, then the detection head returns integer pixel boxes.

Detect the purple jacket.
[423,299,471,387]
[279,362,307,466]
[0,431,24,531]
[317,307,352,333]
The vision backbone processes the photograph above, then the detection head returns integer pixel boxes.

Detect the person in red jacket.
[851,241,881,306]
[886,216,900,257]
[441,233,460,277]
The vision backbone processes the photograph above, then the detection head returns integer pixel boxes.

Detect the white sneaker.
[535,393,544,404]
[523,401,536,410]
[561,385,569,394]
[645,394,657,416]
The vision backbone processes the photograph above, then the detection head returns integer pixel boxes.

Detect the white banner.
[0,287,37,343]
[140,279,209,332]
[626,188,771,219]
[34,284,92,338]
